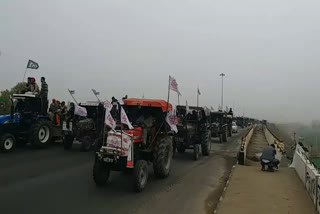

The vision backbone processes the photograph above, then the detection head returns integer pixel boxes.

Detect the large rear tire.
[93,155,110,186]
[30,119,52,148]
[153,136,173,178]
[0,133,16,153]
[201,130,211,156]
[133,160,148,192]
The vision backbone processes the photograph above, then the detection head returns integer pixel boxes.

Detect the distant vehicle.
[232,122,238,133]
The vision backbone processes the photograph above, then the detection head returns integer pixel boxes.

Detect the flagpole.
[22,67,28,82]
[68,89,79,105]
[197,87,199,108]
[166,75,170,112]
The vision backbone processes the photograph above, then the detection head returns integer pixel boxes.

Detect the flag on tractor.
[26,59,39,69]
[166,110,178,133]
[68,89,75,95]
[104,108,116,129]
[92,89,100,95]
[74,105,87,117]
[169,75,180,94]
[120,107,134,129]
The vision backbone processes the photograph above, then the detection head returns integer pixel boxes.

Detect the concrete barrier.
[291,142,320,213]
[238,125,256,165]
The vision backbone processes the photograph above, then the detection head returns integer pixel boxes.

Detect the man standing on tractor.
[30,77,40,94]
[40,77,48,115]
[49,99,58,125]
[59,101,67,122]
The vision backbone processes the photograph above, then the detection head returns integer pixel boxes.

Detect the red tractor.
[93,98,174,192]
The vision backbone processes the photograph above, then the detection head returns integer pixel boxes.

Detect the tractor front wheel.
[201,131,211,156]
[153,136,173,178]
[133,160,148,192]
[0,133,16,152]
[193,144,200,160]
[93,155,110,186]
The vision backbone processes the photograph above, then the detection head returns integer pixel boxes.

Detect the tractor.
[210,111,228,143]
[93,98,174,192]
[0,93,54,152]
[173,105,211,160]
[62,101,105,152]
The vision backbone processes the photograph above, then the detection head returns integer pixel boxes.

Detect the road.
[0,129,246,214]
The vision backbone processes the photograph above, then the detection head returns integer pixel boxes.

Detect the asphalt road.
[0,129,246,214]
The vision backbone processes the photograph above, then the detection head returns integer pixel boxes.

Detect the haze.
[0,0,319,123]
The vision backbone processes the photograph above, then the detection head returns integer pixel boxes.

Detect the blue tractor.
[0,94,52,152]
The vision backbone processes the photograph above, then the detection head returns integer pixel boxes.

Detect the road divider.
[264,125,285,161]
[238,125,256,165]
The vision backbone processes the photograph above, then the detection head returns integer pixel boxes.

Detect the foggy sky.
[0,0,319,123]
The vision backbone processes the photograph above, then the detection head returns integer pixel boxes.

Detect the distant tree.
[0,82,26,115]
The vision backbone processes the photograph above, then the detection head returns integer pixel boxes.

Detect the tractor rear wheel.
[30,119,51,148]
[133,160,148,192]
[201,130,211,156]
[0,133,16,152]
[153,136,173,178]
[193,144,200,160]
[93,155,110,186]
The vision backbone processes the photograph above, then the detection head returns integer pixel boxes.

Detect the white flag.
[104,109,116,129]
[169,75,180,93]
[186,100,192,114]
[104,100,112,111]
[74,105,87,117]
[166,110,178,133]
[121,107,134,129]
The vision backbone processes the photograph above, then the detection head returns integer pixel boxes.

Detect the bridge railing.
[238,125,256,165]
[290,142,320,213]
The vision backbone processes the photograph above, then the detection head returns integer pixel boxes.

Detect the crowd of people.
[48,99,68,126]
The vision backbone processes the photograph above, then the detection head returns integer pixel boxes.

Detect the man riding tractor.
[93,98,174,192]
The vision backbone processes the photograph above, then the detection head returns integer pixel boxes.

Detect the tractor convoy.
[0,85,254,192]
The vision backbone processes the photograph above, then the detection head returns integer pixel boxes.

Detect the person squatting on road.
[40,77,48,115]
[260,144,280,171]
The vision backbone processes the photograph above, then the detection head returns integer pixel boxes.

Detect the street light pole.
[220,73,225,110]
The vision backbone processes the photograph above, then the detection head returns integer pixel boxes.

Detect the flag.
[169,75,180,93]
[166,110,178,133]
[104,100,112,111]
[68,89,75,95]
[120,107,134,129]
[92,89,100,95]
[74,105,87,117]
[27,60,39,69]
[186,100,192,114]
[197,87,201,95]
[104,108,116,129]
